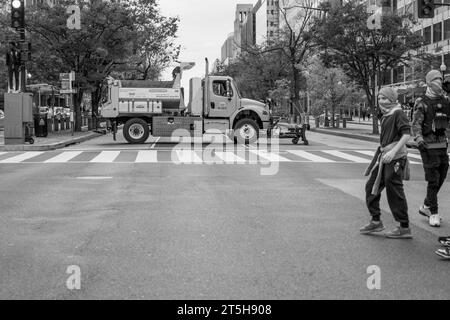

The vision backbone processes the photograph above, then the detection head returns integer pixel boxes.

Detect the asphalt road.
[1,130,450,300]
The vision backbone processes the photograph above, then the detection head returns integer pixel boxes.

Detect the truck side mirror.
[226,80,232,100]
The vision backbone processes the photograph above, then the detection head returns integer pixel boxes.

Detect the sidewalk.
[310,120,380,143]
[0,129,103,151]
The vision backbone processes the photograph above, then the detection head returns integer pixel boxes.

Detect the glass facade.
[433,22,442,43]
[424,26,431,45]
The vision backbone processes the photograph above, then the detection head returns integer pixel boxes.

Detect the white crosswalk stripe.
[355,150,422,165]
[44,151,83,163]
[214,152,246,164]
[0,152,44,163]
[287,150,335,163]
[321,150,371,163]
[249,150,291,162]
[135,150,158,163]
[90,151,120,163]
[354,150,375,157]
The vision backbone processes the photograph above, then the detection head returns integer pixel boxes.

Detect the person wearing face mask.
[412,70,450,228]
[360,87,412,239]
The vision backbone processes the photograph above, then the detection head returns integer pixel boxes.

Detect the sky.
[158,0,250,89]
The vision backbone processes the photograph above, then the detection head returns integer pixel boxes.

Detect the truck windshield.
[232,79,242,99]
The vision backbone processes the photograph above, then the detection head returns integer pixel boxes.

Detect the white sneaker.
[429,214,441,227]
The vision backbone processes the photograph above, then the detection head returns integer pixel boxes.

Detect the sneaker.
[385,227,413,239]
[438,236,450,247]
[419,204,431,217]
[360,221,385,234]
[435,247,450,260]
[429,214,441,227]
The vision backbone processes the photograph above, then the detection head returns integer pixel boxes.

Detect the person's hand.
[382,150,396,164]
[417,140,428,152]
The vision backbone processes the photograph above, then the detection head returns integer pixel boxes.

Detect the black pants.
[366,157,409,224]
[420,148,449,214]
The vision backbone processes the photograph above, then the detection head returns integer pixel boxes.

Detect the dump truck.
[99,59,271,144]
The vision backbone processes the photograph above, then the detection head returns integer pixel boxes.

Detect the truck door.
[208,79,237,118]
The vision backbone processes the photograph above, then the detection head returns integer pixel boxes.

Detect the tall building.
[233,4,254,58]
[254,0,268,45]
[253,0,280,44]
[221,32,234,64]
[385,1,450,87]
[266,0,280,40]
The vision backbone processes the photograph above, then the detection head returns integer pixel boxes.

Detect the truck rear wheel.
[234,118,259,144]
[123,118,150,144]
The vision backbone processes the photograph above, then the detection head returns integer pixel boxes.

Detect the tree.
[305,56,353,126]
[270,0,318,117]
[0,0,179,131]
[312,0,424,134]
[215,48,289,102]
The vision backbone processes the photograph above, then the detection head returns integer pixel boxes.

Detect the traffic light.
[417,0,435,19]
[11,0,24,29]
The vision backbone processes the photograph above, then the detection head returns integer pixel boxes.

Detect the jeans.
[420,148,449,214]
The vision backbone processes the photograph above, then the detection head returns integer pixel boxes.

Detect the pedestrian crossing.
[0,149,430,165]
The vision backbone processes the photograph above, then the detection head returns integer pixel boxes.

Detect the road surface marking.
[76,176,113,180]
[355,150,421,165]
[321,150,371,163]
[287,150,335,163]
[135,150,158,163]
[175,150,203,163]
[249,150,291,162]
[90,151,120,163]
[354,150,375,157]
[214,152,246,164]
[44,151,83,163]
[0,152,44,163]
[150,137,160,149]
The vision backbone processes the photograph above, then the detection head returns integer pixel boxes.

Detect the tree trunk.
[75,89,83,132]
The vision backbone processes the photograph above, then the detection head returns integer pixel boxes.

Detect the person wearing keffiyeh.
[360,87,412,239]
[412,70,450,228]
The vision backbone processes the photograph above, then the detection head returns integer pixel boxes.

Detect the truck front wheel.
[123,118,150,144]
[234,118,259,144]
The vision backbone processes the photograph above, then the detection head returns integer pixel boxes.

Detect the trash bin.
[34,112,48,137]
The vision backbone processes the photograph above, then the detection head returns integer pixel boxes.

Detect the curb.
[311,128,379,143]
[0,132,102,151]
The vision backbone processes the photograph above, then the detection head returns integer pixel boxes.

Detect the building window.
[444,19,450,40]
[424,26,432,45]
[433,22,442,43]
